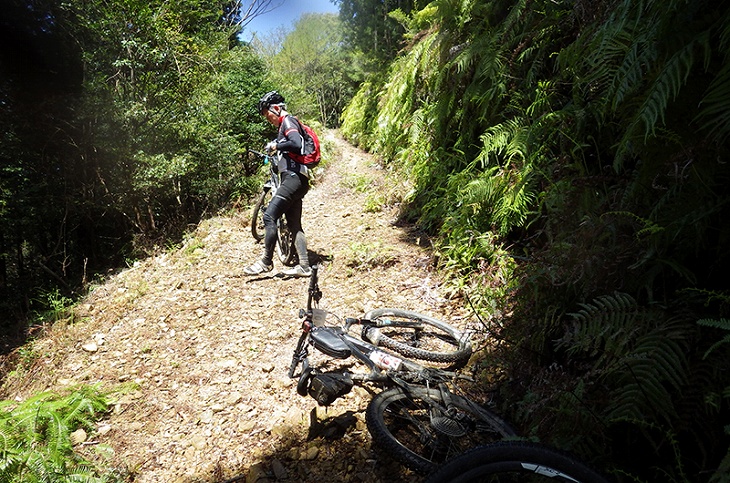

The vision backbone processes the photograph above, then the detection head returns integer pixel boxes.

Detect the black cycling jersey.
[275,115,308,176]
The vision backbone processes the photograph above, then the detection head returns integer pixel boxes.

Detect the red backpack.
[289,117,321,166]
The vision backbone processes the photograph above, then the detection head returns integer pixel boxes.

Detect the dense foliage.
[335,0,416,68]
[0,0,272,339]
[0,386,118,482]
[341,0,730,481]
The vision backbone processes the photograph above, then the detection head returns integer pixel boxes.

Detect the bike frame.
[289,265,459,401]
[249,148,280,197]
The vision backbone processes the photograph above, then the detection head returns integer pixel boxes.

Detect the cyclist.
[244,91,312,277]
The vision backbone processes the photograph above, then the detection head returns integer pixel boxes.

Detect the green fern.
[698,317,730,360]
[557,292,692,424]
[613,32,708,164]
[559,0,725,169]
[695,8,730,143]
[0,386,119,482]
[697,318,730,330]
[696,62,730,142]
[459,165,537,237]
[695,317,730,483]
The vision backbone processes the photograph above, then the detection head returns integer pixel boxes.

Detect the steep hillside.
[2,132,476,482]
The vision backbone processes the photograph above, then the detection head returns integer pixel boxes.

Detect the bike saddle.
[310,327,352,359]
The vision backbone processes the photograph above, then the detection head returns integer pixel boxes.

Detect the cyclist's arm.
[275,116,304,154]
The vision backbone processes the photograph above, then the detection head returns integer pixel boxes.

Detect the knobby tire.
[424,441,611,483]
[276,218,297,266]
[366,386,517,474]
[363,309,472,368]
[251,189,271,242]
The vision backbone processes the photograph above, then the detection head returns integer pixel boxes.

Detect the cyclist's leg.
[262,190,290,266]
[285,199,310,268]
[282,173,310,268]
[263,172,305,264]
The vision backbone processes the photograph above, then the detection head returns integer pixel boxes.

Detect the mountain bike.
[424,441,612,483]
[248,149,297,266]
[288,265,517,474]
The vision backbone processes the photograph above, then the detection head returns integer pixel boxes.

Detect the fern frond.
[558,293,693,425]
[697,318,730,359]
[609,33,655,110]
[456,160,537,236]
[0,386,115,481]
[633,34,703,139]
[477,118,528,166]
[698,318,730,330]
[607,360,677,422]
[693,6,730,143]
[558,292,638,357]
[696,62,730,142]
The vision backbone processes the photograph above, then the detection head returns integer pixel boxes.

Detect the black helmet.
[257,91,285,113]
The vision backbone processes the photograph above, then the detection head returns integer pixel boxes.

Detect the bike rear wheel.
[251,189,271,242]
[362,309,472,368]
[424,441,611,483]
[366,386,517,474]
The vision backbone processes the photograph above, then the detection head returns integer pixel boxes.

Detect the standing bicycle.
[248,148,296,266]
[243,91,313,278]
[288,264,518,473]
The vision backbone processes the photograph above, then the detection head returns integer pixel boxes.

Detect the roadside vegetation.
[0,386,121,482]
[340,1,730,481]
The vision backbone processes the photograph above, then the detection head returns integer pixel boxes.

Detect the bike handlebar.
[247,148,277,161]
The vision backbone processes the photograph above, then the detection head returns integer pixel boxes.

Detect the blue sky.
[241,0,339,40]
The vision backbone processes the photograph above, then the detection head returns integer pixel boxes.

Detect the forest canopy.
[0,0,273,331]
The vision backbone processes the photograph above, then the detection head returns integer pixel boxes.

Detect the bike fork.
[288,331,309,378]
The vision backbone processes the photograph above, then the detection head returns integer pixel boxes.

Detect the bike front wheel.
[276,218,298,266]
[424,441,611,483]
[362,309,472,368]
[251,189,271,242]
[366,386,517,474]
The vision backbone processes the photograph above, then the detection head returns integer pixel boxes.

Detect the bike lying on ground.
[424,441,611,483]
[248,149,297,266]
[288,265,517,473]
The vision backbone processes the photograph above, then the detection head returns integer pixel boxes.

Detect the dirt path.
[3,132,472,482]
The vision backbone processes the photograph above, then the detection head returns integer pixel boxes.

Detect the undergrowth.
[0,385,126,482]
